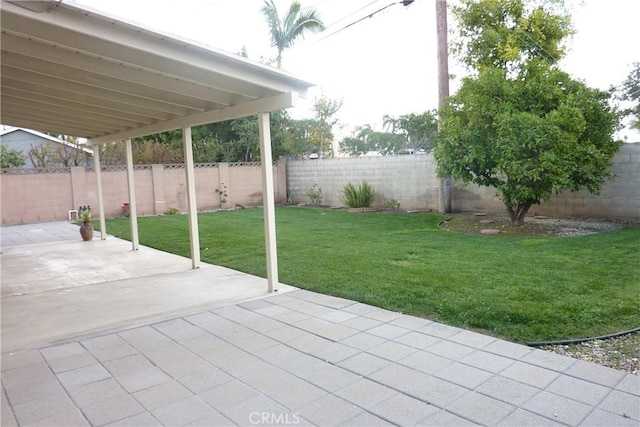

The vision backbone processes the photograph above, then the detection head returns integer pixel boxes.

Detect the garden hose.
[527,326,640,347]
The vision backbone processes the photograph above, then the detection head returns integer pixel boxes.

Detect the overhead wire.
[315,1,409,43]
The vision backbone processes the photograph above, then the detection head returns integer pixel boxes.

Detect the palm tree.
[261,0,325,69]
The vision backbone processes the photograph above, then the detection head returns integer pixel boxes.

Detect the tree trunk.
[507,202,532,226]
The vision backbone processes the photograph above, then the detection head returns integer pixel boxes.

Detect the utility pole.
[436,0,452,213]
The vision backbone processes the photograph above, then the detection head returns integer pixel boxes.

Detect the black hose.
[527,327,640,347]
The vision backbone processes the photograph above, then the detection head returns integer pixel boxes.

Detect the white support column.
[257,112,279,292]
[93,145,107,240]
[125,139,139,251]
[183,127,201,269]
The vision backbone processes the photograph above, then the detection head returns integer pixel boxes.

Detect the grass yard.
[104,207,640,343]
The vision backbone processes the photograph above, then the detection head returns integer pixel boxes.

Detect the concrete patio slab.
[1,222,296,353]
[1,222,638,426]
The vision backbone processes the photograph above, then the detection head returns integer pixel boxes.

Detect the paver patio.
[1,222,638,426]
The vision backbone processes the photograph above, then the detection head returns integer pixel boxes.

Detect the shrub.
[343,181,376,208]
[384,198,401,210]
[306,184,322,206]
[164,207,180,215]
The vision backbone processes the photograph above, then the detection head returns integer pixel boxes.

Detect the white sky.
[72,0,639,142]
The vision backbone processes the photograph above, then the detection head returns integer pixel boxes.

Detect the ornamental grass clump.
[343,181,376,209]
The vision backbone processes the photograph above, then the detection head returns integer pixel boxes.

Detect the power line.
[320,0,384,33]
[315,0,414,43]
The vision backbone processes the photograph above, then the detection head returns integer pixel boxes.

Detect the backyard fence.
[0,162,286,225]
[2,145,638,225]
[287,143,640,222]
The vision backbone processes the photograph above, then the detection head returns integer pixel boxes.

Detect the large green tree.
[435,0,620,226]
[261,0,325,69]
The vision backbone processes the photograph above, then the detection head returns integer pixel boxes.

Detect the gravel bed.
[528,216,626,236]
[541,332,640,376]
[441,213,632,237]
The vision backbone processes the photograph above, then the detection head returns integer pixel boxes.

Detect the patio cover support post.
[183,127,200,269]
[125,139,139,251]
[257,112,278,292]
[93,145,107,240]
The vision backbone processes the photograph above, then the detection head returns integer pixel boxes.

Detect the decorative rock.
[534,215,548,219]
[474,212,487,216]
[479,220,494,224]
[480,229,500,235]
[559,228,579,233]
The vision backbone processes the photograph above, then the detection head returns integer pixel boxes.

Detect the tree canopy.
[261,0,325,68]
[383,111,438,153]
[340,112,437,157]
[452,0,573,70]
[435,0,620,225]
[309,94,343,158]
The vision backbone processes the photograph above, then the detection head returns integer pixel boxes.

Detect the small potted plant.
[79,209,94,241]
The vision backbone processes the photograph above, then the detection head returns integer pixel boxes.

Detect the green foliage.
[163,207,180,215]
[104,208,640,342]
[286,192,298,205]
[0,146,26,169]
[261,0,325,68]
[215,182,228,205]
[340,124,404,156]
[452,0,573,70]
[383,111,439,153]
[343,181,376,208]
[306,184,322,205]
[99,140,182,165]
[438,0,620,225]
[383,199,401,210]
[115,110,309,164]
[435,63,620,225]
[620,62,640,130]
[79,209,92,222]
[309,94,343,158]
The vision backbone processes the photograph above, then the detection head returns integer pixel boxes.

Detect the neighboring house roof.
[0,127,93,155]
[0,0,315,143]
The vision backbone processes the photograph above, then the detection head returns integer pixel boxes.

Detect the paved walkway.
[1,222,638,426]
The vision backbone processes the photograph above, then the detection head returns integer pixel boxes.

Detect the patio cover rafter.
[1,0,314,140]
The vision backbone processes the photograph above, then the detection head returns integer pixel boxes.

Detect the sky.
[72,0,639,142]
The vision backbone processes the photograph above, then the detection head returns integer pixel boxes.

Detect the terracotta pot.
[80,221,94,241]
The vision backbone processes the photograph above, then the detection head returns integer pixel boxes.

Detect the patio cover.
[0,0,315,291]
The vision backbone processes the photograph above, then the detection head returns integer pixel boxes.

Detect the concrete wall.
[287,155,441,210]
[287,144,639,221]
[1,162,286,225]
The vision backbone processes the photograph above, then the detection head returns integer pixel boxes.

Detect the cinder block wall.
[286,155,441,210]
[287,144,639,221]
[452,143,640,221]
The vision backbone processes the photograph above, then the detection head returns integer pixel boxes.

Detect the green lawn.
[104,207,640,343]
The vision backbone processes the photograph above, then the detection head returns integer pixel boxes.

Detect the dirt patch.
[440,212,628,237]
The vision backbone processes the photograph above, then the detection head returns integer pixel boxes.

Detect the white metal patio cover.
[0,0,315,291]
